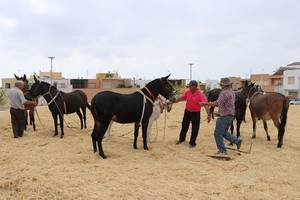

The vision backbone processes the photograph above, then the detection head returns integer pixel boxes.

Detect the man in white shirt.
[8,81,37,138]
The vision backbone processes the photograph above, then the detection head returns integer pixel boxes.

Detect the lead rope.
[139,95,146,126]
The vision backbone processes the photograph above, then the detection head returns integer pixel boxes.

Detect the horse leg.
[210,107,215,119]
[76,110,83,129]
[97,120,111,159]
[59,114,64,138]
[228,121,234,146]
[24,111,28,130]
[142,120,150,150]
[263,120,271,141]
[104,121,113,139]
[133,123,140,149]
[147,117,154,146]
[30,109,36,131]
[82,107,87,129]
[91,120,100,153]
[236,117,243,138]
[52,112,58,136]
[271,116,281,144]
[251,112,256,139]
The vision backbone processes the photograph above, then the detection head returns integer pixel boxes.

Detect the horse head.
[248,84,264,100]
[14,74,29,92]
[29,76,50,98]
[242,81,255,97]
[145,74,175,101]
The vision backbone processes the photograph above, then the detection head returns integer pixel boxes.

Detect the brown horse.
[248,85,289,148]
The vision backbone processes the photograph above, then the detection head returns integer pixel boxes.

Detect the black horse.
[28,76,90,138]
[207,88,221,119]
[230,81,255,138]
[90,75,174,159]
[14,74,37,131]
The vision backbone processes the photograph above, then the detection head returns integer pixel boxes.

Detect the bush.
[0,90,7,105]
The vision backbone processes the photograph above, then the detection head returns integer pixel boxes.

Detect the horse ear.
[162,74,171,80]
[23,74,27,81]
[34,75,39,83]
[14,74,20,80]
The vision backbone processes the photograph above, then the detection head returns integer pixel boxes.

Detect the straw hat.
[220,78,231,86]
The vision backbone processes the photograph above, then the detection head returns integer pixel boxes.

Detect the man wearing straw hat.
[201,77,242,155]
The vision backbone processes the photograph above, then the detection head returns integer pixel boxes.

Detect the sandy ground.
[0,103,299,199]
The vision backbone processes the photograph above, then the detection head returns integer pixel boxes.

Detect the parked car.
[289,98,300,105]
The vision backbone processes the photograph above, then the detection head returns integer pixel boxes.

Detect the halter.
[40,84,60,106]
[144,86,156,101]
[248,86,264,102]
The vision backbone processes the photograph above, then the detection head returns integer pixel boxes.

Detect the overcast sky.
[1,0,300,82]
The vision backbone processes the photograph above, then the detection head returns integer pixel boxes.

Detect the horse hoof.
[100,154,107,159]
[252,135,256,139]
[267,136,271,141]
[144,146,149,150]
[229,143,234,146]
[277,143,282,148]
[60,135,64,139]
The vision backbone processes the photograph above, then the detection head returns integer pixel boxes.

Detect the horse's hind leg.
[82,107,87,129]
[91,120,100,153]
[76,110,84,129]
[97,120,111,159]
[133,123,140,149]
[251,111,257,139]
[263,120,271,141]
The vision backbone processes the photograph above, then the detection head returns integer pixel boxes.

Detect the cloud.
[0,0,300,82]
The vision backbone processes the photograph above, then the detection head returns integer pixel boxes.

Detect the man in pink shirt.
[174,80,210,147]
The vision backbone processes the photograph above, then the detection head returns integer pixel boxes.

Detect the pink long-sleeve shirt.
[181,89,208,112]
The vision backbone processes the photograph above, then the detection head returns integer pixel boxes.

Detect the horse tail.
[278,96,289,148]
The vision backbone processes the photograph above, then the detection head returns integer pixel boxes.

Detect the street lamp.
[188,63,194,81]
[48,56,55,84]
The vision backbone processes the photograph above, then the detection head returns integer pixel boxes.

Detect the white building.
[205,80,219,90]
[282,62,300,97]
[283,69,300,97]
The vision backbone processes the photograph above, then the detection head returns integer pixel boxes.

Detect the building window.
[288,91,298,97]
[288,77,295,85]
[5,83,11,88]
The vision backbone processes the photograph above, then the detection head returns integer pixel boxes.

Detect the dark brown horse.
[248,84,289,148]
[14,74,37,131]
[28,76,91,138]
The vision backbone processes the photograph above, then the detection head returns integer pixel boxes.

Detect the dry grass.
[0,103,299,199]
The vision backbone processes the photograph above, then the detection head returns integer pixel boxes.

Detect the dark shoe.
[215,151,228,156]
[176,140,184,145]
[237,139,242,150]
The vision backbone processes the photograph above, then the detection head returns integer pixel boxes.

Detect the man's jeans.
[214,115,239,153]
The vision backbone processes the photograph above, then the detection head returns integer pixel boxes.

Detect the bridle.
[40,83,60,106]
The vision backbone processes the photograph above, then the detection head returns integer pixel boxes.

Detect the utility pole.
[188,63,194,81]
[48,56,55,84]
